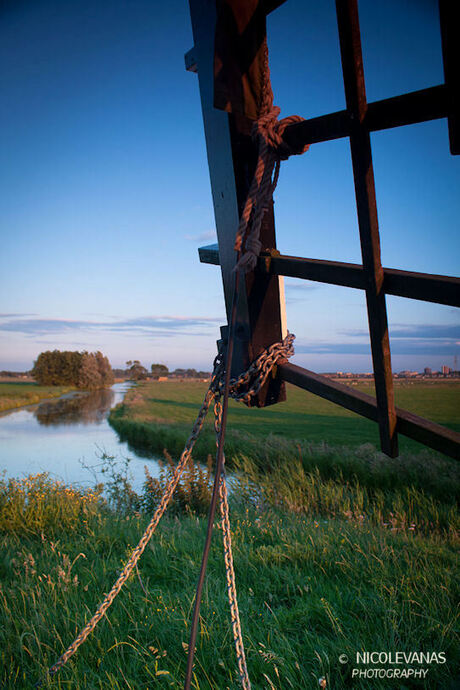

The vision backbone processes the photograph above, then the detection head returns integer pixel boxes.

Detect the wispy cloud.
[295,342,458,356]
[284,281,318,293]
[284,280,319,304]
[184,230,217,242]
[295,322,460,357]
[390,324,460,340]
[341,324,460,340]
[0,314,223,338]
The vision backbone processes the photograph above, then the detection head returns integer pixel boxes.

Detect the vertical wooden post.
[188,0,286,406]
[335,0,398,457]
[439,0,460,155]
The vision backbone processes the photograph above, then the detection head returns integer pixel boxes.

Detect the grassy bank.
[109,381,460,502]
[0,470,459,689]
[109,380,460,450]
[0,382,75,413]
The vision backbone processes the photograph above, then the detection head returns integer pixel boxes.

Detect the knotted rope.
[40,333,294,686]
[234,42,309,272]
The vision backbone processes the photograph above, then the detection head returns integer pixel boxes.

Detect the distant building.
[424,367,432,376]
[441,365,452,375]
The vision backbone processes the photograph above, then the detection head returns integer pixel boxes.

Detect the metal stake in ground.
[184,265,241,690]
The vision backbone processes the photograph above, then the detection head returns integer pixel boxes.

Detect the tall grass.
[1,463,459,688]
[233,459,459,541]
[110,408,460,503]
[0,473,102,537]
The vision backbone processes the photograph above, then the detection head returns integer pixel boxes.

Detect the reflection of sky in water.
[0,383,160,490]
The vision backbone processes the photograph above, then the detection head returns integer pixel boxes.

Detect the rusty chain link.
[225,331,295,404]
[214,398,251,690]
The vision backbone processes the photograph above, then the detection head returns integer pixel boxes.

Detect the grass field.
[0,471,458,689]
[2,380,459,687]
[109,380,460,501]
[109,379,460,450]
[0,382,74,413]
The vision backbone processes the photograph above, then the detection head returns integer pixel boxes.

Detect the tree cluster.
[31,350,114,390]
[120,361,210,381]
[150,363,169,379]
[170,368,210,378]
[125,362,170,380]
[125,360,149,381]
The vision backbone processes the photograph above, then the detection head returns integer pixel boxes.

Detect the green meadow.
[1,379,459,687]
[109,379,460,447]
[109,380,460,500]
[0,382,74,413]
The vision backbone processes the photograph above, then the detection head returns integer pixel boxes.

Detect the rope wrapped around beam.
[234,43,309,272]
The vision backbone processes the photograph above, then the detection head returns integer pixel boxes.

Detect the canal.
[0,383,160,490]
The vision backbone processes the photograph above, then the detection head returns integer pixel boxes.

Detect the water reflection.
[1,382,160,489]
[34,388,115,427]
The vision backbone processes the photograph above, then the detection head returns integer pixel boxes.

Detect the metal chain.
[41,334,294,685]
[219,476,250,689]
[214,398,251,690]
[225,331,295,404]
[43,365,221,682]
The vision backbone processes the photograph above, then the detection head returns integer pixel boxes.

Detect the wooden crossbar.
[279,363,460,460]
[281,85,448,149]
[199,245,460,460]
[199,246,460,308]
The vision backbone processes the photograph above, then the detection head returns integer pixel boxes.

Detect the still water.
[0,383,160,490]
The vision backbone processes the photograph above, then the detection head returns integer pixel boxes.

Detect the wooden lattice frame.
[188,0,460,460]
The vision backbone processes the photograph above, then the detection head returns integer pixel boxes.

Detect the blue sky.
[0,0,458,374]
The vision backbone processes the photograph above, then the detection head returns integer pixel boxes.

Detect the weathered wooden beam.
[282,85,448,150]
[199,245,460,308]
[439,0,460,155]
[383,266,460,308]
[366,84,448,133]
[188,0,286,406]
[336,0,398,457]
[198,243,220,265]
[184,46,197,73]
[279,363,460,460]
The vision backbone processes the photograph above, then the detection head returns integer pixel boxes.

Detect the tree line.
[121,361,170,381]
[31,350,114,390]
[118,362,210,381]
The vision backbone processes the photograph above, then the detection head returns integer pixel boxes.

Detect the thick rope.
[234,42,309,273]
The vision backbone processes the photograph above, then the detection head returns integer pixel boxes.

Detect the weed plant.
[143,451,213,517]
[0,473,102,537]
